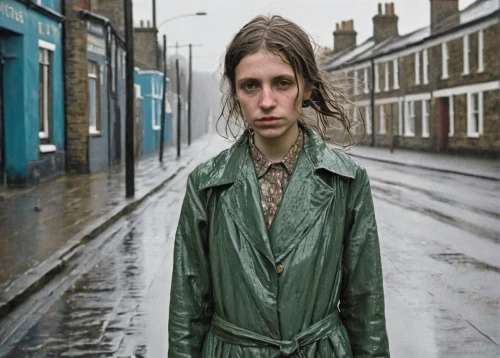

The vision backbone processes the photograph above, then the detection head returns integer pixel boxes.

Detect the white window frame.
[462,34,470,76]
[414,51,420,85]
[354,69,358,95]
[363,67,369,94]
[405,101,416,137]
[38,42,54,142]
[365,106,372,134]
[122,50,126,79]
[449,95,455,137]
[151,78,162,130]
[467,92,483,137]
[384,62,390,92]
[423,49,429,85]
[393,59,399,89]
[422,99,430,138]
[477,30,484,73]
[374,63,380,93]
[398,98,403,135]
[88,61,100,134]
[379,105,386,134]
[441,42,449,80]
[111,38,116,92]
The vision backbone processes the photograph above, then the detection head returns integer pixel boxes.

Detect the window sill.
[422,134,430,138]
[440,76,449,80]
[467,133,481,138]
[152,125,161,131]
[477,69,484,74]
[403,133,415,138]
[39,144,57,153]
[461,72,470,77]
[89,129,102,137]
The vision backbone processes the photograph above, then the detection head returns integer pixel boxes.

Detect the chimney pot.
[336,23,340,30]
[351,20,355,30]
[147,20,151,28]
[385,3,389,15]
[140,20,144,28]
[378,3,382,15]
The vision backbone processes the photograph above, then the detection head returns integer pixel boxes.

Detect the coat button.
[276,263,284,275]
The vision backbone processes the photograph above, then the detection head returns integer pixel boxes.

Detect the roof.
[323,0,499,71]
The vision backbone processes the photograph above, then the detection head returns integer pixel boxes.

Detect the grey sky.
[132,0,476,73]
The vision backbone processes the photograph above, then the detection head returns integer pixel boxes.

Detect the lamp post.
[124,0,135,197]
[157,12,206,160]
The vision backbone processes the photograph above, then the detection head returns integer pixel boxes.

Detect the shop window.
[88,61,101,134]
[422,99,430,138]
[405,101,415,137]
[39,47,53,144]
[467,92,483,137]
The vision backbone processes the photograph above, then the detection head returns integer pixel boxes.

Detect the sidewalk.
[0,134,229,319]
[344,145,500,181]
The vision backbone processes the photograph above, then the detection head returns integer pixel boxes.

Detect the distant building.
[64,0,127,173]
[134,69,170,154]
[0,0,65,186]
[323,0,500,158]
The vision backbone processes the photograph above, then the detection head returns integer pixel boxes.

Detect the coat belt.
[211,311,341,357]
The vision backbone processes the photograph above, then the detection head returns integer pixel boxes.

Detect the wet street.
[1,155,499,357]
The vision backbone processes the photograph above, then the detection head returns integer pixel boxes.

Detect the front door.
[438,97,449,152]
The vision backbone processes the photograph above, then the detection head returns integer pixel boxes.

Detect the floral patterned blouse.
[249,129,304,230]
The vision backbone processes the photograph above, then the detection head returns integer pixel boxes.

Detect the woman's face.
[234,49,311,142]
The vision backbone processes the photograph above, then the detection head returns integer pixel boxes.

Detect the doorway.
[438,97,449,152]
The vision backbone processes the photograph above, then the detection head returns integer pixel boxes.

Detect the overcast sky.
[132,0,476,73]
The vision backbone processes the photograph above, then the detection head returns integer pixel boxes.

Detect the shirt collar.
[249,128,304,178]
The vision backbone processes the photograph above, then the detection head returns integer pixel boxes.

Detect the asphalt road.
[1,154,499,357]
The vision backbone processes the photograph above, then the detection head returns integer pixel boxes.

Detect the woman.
[168,15,390,358]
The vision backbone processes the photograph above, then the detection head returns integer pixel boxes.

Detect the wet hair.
[219,15,359,147]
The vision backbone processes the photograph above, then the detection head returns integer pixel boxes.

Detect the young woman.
[168,15,390,358]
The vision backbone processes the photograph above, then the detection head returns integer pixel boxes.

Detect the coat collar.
[200,124,355,191]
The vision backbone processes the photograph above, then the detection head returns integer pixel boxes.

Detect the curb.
[347,153,500,182]
[0,149,204,321]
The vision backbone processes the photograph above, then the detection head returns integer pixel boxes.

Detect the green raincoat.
[168,125,390,358]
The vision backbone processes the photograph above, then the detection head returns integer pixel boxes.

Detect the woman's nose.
[259,87,276,109]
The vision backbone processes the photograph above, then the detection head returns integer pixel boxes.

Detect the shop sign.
[0,1,25,24]
[87,22,106,56]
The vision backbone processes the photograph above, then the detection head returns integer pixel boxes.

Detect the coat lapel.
[200,132,274,265]
[268,126,356,262]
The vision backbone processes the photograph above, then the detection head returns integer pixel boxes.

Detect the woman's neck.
[253,124,299,162]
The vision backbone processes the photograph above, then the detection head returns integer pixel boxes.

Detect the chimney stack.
[430,0,459,30]
[333,19,357,53]
[373,2,398,43]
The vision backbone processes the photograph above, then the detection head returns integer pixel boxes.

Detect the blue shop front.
[134,69,170,154]
[0,0,65,186]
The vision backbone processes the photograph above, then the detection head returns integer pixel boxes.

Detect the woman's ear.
[303,84,313,101]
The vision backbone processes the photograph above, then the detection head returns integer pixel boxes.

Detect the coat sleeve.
[339,165,390,357]
[168,170,213,358]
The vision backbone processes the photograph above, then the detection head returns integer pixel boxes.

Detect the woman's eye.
[277,80,291,89]
[243,82,257,91]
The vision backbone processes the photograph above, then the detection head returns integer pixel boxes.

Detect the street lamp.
[157,12,207,29]
[157,12,207,160]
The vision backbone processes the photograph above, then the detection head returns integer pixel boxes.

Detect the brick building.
[324,0,500,157]
[64,0,127,173]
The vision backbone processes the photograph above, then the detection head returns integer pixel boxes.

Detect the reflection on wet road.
[1,156,499,357]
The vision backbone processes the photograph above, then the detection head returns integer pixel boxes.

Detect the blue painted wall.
[36,0,62,12]
[0,0,64,184]
[134,70,170,154]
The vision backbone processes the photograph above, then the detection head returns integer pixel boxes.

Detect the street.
[1,153,499,357]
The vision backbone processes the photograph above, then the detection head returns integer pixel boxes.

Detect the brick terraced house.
[323,0,500,158]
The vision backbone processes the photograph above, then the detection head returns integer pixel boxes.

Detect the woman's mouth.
[257,116,280,125]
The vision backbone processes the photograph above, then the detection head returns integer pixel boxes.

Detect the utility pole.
[187,43,192,146]
[176,53,181,158]
[124,0,135,197]
[159,34,167,162]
